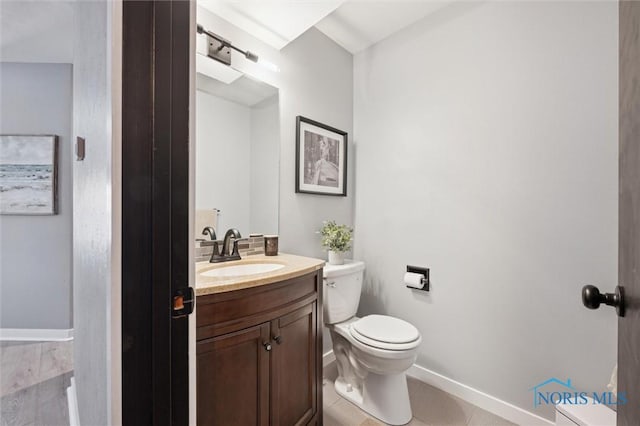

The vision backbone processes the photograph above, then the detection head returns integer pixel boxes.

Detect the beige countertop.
[195,253,325,296]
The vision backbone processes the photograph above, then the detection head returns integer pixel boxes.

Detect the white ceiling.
[197,1,450,55]
[315,1,450,54]
[0,1,75,63]
[198,0,344,50]
[0,0,448,63]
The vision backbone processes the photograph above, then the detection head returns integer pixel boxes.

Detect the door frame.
[618,1,640,425]
[121,1,192,424]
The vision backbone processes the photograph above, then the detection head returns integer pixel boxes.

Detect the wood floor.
[0,341,73,426]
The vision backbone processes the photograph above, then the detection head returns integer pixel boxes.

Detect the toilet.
[555,397,616,425]
[323,260,421,425]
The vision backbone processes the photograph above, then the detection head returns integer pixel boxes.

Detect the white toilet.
[555,397,616,425]
[323,260,421,425]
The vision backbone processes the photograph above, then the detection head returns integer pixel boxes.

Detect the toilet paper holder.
[407,265,430,291]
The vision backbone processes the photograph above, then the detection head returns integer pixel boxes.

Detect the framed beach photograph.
[0,135,58,215]
[295,116,347,196]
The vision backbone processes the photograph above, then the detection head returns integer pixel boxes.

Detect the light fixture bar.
[197,24,259,64]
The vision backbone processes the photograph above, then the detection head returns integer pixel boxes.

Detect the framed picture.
[295,116,347,196]
[0,135,58,215]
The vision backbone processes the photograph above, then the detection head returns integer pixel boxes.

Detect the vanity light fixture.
[197,24,279,72]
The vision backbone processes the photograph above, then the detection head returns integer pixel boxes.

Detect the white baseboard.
[322,350,552,426]
[67,376,80,426]
[0,328,74,341]
[407,364,553,426]
[323,350,336,367]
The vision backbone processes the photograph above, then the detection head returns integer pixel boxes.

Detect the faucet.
[208,239,225,263]
[209,228,245,263]
[222,228,242,259]
[202,226,217,240]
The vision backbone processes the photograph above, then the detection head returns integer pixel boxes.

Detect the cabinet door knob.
[263,342,272,351]
[273,335,282,344]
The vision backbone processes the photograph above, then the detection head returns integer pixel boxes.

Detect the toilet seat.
[350,315,421,351]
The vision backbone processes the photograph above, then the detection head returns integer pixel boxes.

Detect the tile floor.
[1,340,516,426]
[323,365,517,426]
[0,341,73,426]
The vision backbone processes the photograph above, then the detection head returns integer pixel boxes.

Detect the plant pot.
[328,250,345,265]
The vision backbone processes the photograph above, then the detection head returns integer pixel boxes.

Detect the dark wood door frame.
[121,1,191,424]
[618,1,640,425]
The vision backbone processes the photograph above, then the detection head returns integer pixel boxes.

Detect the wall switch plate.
[76,136,85,161]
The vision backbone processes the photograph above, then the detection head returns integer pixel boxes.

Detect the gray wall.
[0,62,73,330]
[276,29,354,260]
[353,1,618,420]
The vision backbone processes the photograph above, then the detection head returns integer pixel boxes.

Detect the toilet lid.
[352,315,420,344]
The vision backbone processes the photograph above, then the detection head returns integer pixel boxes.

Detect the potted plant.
[319,220,353,265]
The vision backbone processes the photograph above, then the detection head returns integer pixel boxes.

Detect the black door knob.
[581,285,625,317]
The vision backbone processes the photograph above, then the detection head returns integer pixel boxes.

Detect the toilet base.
[334,372,413,426]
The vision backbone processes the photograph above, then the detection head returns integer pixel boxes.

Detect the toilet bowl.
[323,261,421,425]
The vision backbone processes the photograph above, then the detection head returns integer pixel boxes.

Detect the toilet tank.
[323,260,365,324]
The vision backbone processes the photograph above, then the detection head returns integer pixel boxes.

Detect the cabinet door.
[197,323,270,426]
[271,303,318,426]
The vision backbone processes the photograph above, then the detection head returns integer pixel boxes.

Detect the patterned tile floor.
[323,365,517,426]
[0,341,73,426]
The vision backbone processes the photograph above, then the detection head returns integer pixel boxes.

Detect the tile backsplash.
[195,235,265,262]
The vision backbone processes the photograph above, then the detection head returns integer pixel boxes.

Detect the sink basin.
[201,263,285,278]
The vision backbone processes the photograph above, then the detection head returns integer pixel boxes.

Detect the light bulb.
[258,58,280,73]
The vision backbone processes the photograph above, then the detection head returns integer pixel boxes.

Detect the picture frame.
[295,116,348,196]
[0,134,59,215]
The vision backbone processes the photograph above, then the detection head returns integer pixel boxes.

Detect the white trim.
[323,349,336,367]
[67,376,80,426]
[407,364,553,426]
[322,351,552,426]
[0,328,73,341]
[108,2,123,424]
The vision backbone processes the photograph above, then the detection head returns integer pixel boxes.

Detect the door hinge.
[172,287,195,318]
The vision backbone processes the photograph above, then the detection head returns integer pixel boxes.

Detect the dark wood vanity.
[196,266,323,426]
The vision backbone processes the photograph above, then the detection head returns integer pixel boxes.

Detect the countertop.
[195,253,325,296]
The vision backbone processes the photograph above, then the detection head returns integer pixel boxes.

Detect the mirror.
[195,72,280,239]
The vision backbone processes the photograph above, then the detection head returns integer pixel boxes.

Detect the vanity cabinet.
[196,270,322,426]
[271,302,317,426]
[197,323,271,426]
